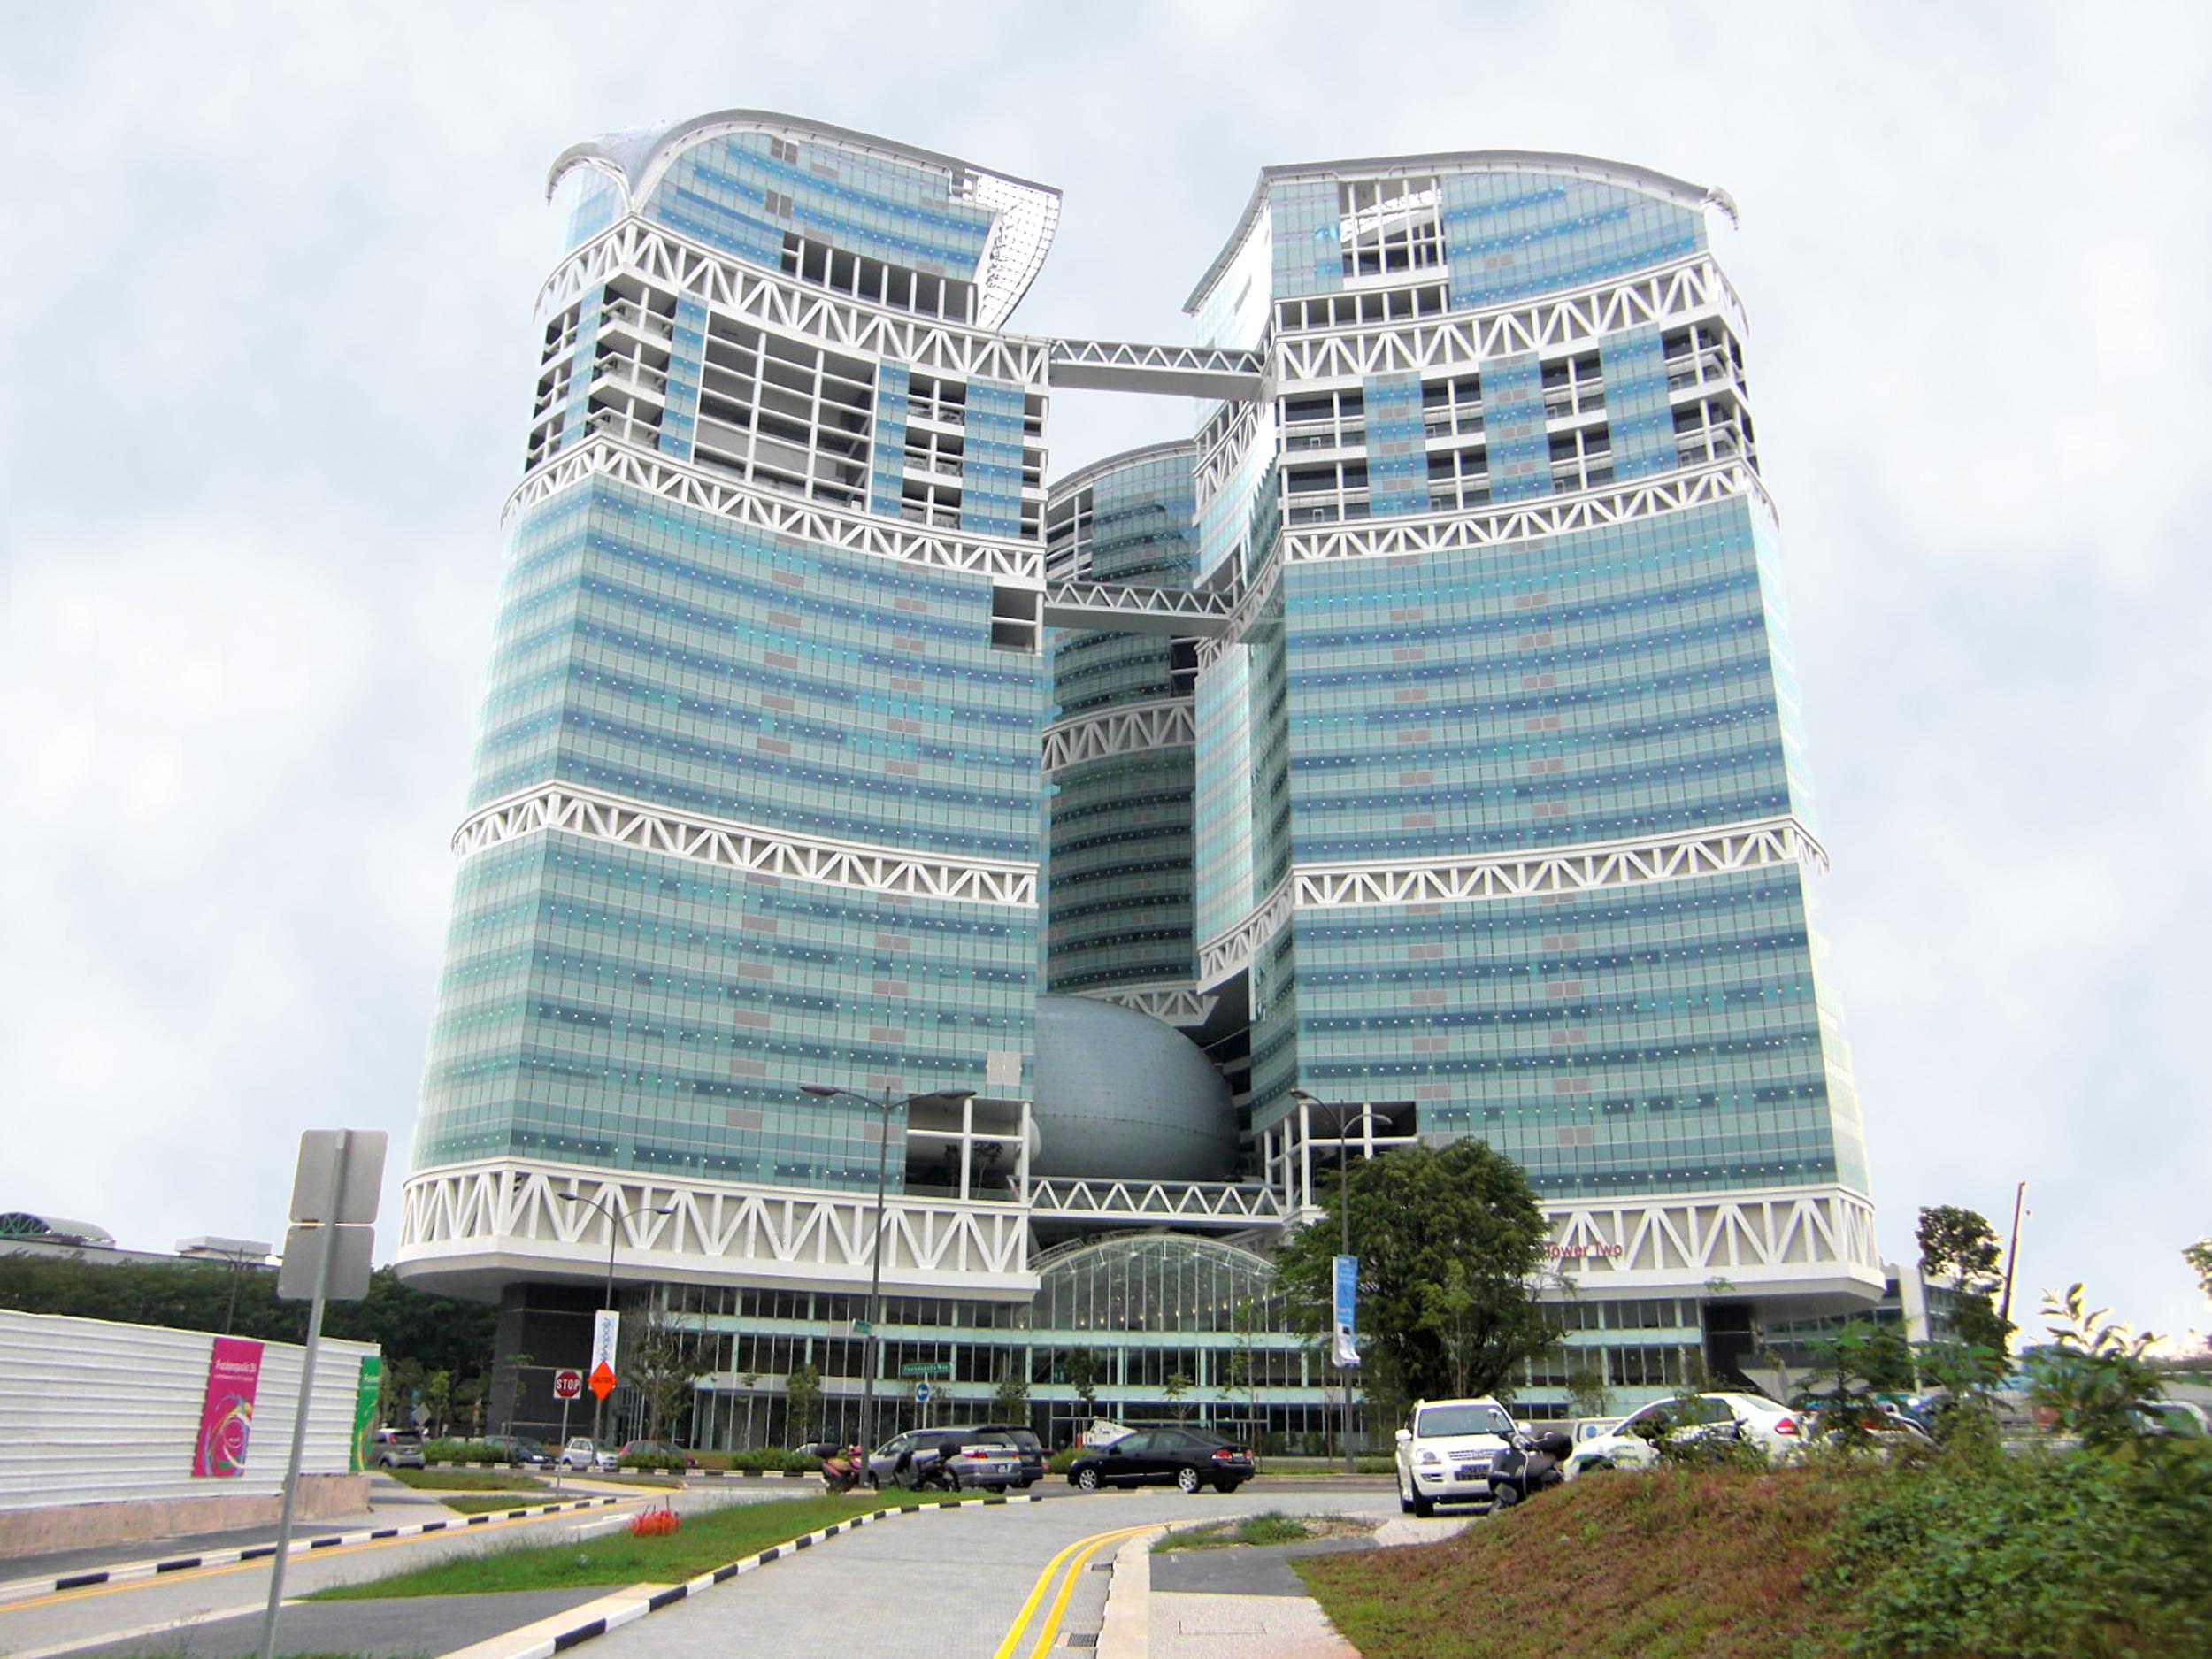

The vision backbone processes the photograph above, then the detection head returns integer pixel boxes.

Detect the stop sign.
[553,1369,584,1401]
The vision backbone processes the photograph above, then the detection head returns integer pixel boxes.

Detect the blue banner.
[1332,1255,1360,1368]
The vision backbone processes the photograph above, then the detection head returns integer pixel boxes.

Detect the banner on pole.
[589,1309,620,1400]
[1332,1255,1360,1369]
[349,1355,383,1473]
[192,1336,265,1478]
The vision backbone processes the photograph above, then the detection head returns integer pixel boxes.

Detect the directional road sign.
[899,1362,953,1379]
[553,1369,584,1402]
[913,1382,932,1405]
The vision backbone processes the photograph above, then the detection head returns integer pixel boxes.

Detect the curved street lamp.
[802,1082,976,1452]
[1292,1088,1374,1475]
[556,1190,675,1447]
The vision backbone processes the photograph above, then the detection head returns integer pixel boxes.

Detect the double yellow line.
[991,1521,1156,1659]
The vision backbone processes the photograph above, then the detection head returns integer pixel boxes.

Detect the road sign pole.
[257,1133,351,1659]
[555,1394,572,1495]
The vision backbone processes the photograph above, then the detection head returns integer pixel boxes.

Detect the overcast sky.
[5,2,2207,1345]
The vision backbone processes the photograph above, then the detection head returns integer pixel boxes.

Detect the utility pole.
[1998,1180,2029,1332]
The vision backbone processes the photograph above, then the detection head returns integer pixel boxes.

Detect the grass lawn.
[306,1493,951,1598]
[1155,1512,1371,1553]
[386,1468,549,1494]
[434,1494,562,1515]
[1298,1466,1857,1659]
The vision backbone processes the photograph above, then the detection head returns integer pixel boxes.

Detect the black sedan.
[1068,1427,1255,1494]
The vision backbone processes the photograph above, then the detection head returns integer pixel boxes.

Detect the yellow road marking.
[991,1523,1157,1659]
[0,1502,644,1615]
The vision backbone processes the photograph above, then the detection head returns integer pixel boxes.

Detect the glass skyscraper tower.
[400,112,1883,1442]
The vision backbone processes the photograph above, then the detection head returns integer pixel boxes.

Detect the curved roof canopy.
[549,109,1061,330]
[1186,149,1738,316]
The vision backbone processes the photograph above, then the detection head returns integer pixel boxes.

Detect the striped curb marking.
[0,1497,629,1606]
[497,1493,1042,1659]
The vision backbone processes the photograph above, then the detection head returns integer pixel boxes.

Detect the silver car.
[867,1428,1022,1491]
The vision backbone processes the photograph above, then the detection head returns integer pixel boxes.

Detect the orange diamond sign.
[589,1361,617,1401]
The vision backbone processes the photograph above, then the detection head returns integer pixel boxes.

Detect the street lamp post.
[557,1192,674,1448]
[1293,1089,1366,1475]
[803,1083,975,1454]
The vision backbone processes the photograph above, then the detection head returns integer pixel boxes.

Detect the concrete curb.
[434,1492,1042,1659]
[0,1497,630,1606]
[1097,1525,1169,1659]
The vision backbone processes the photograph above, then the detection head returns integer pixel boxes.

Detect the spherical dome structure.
[1030,995,1239,1181]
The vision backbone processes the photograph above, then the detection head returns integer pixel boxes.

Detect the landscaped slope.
[1299,1468,1855,1659]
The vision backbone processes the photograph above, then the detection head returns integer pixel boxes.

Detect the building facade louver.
[398,111,1885,1448]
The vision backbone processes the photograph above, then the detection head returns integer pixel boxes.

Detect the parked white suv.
[1563,1391,1802,1479]
[1394,1397,1519,1516]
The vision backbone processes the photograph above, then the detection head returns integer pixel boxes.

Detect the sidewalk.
[1103,1514,1472,1659]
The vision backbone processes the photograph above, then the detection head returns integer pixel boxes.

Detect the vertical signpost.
[258,1129,385,1659]
[551,1368,584,1494]
[1333,1254,1360,1475]
[588,1308,619,1451]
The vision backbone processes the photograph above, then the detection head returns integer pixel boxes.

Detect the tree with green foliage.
[1273,1139,1554,1409]
[0,1255,498,1417]
[1564,1358,1611,1422]
[1916,1203,2013,1359]
[1064,1347,1100,1420]
[1164,1371,1191,1419]
[993,1359,1032,1423]
[784,1363,822,1445]
[631,1310,705,1443]
[2186,1237,2212,1304]
[2027,1283,2167,1451]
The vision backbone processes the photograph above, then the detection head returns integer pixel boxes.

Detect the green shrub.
[1824,1439,2212,1656]
[715,1447,818,1472]
[425,1439,511,1464]
[617,1451,690,1473]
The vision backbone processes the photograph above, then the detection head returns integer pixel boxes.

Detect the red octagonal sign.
[552,1368,584,1401]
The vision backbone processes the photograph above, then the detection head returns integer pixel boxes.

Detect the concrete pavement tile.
[49,1588,618,1659]
[1155,1592,1357,1659]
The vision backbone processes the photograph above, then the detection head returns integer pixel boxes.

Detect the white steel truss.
[503,436,1043,581]
[1028,1178,1288,1228]
[1197,817,1825,986]
[1070,983,1219,1027]
[1296,815,1827,908]
[536,217,1052,386]
[454,781,1039,909]
[1195,399,1262,511]
[396,1160,1037,1298]
[1285,461,1771,565]
[1042,698,1197,772]
[1198,872,1296,987]
[1539,1186,1884,1294]
[1274,255,1748,382]
[1048,338,1267,400]
[1041,581,1234,637]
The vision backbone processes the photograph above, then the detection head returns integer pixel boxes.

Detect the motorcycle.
[1486,1429,1572,1508]
[820,1444,868,1493]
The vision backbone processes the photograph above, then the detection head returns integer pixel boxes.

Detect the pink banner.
[191,1336,264,1478]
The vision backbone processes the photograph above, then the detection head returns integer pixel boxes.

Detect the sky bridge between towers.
[1047,337,1267,399]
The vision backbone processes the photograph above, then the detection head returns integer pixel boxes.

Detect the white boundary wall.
[0,1308,378,1511]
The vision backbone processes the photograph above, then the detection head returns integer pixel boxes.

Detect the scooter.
[1486,1429,1572,1508]
[821,1444,868,1493]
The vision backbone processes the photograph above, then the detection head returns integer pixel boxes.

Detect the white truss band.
[1195,400,1262,512]
[1048,337,1266,399]
[1041,581,1234,637]
[453,782,1039,909]
[537,217,1052,387]
[1539,1185,1883,1294]
[1042,699,1197,772]
[1198,872,1297,987]
[503,436,1043,580]
[1198,817,1825,986]
[1285,460,1771,565]
[1028,1178,1286,1227]
[1069,983,1219,1027]
[1274,254,1748,383]
[397,1160,1036,1299]
[1296,814,1826,908]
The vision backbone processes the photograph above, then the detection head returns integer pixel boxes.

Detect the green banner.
[350,1354,382,1473]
